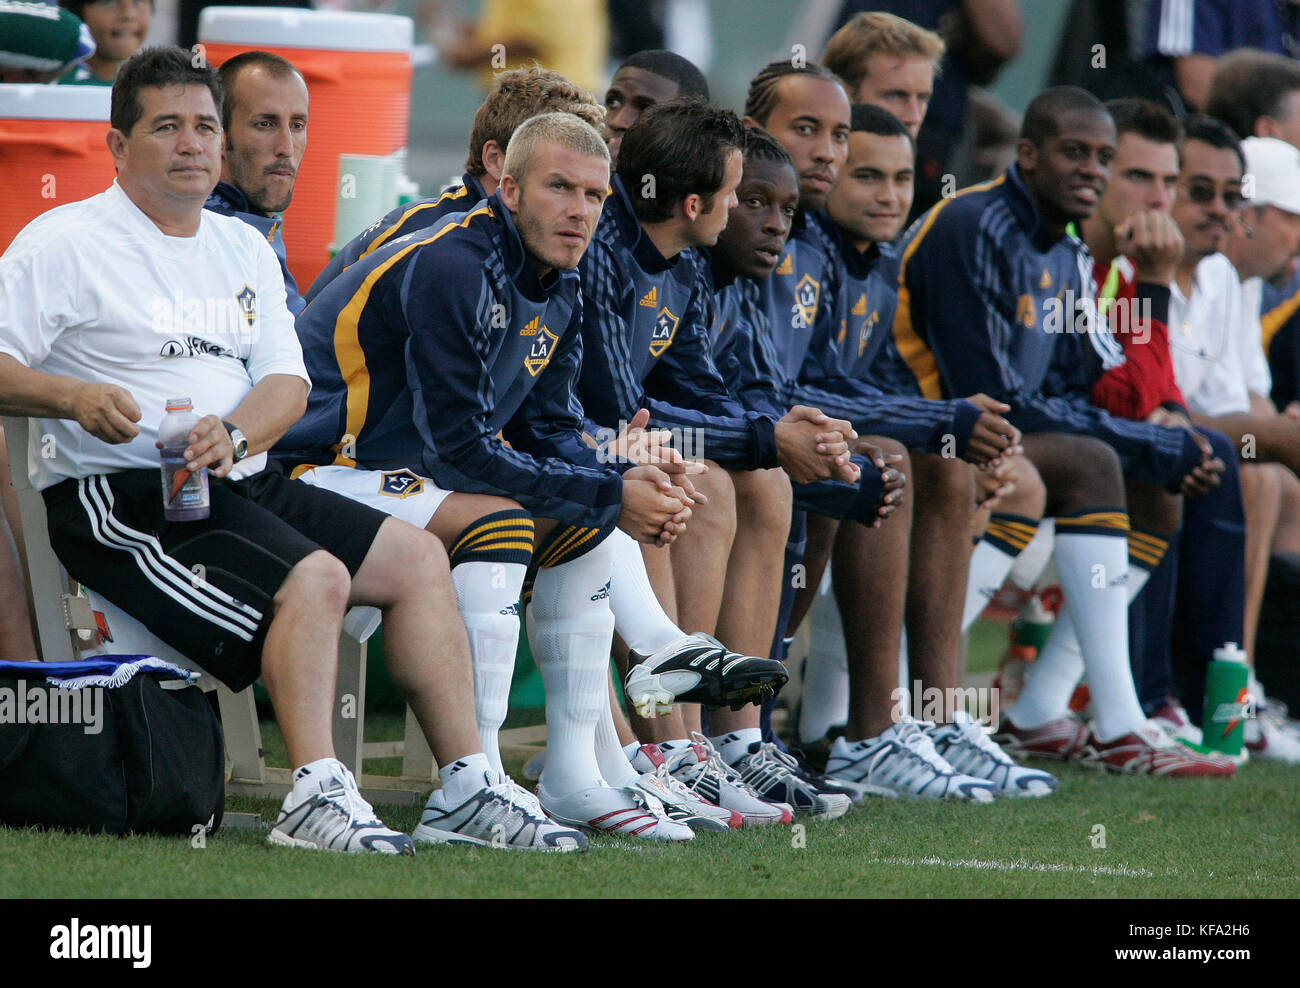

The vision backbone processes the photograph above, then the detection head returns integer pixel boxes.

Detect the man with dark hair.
[576,97,862,820]
[1073,98,1247,748]
[1165,124,1300,760]
[306,65,604,301]
[602,49,709,164]
[895,85,1232,777]
[0,45,563,855]
[741,62,1028,795]
[204,51,309,315]
[1205,49,1300,144]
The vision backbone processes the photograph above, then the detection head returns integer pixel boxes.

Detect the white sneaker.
[927,711,1058,797]
[414,773,588,852]
[1245,704,1300,763]
[725,739,854,820]
[824,719,998,801]
[537,782,695,841]
[629,743,741,831]
[667,734,793,827]
[268,759,414,854]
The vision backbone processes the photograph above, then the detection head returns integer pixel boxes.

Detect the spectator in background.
[57,0,151,86]
[1144,0,1300,112]
[0,0,94,83]
[421,0,609,94]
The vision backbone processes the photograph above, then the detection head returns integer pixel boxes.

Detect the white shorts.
[294,464,452,530]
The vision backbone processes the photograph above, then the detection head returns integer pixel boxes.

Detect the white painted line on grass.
[869,855,1167,878]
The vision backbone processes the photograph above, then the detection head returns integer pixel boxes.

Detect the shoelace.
[894,720,957,772]
[684,731,758,796]
[327,773,379,830]
[952,715,1016,766]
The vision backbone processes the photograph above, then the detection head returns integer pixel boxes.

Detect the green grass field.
[3,619,1297,898]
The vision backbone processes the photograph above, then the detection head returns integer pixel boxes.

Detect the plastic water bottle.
[1202,642,1250,758]
[158,398,210,521]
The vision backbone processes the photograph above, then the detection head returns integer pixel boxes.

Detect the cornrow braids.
[744,59,845,127]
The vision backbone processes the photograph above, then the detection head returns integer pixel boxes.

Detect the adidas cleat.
[268,759,415,855]
[723,737,854,819]
[825,720,999,801]
[625,633,788,716]
[668,734,792,826]
[413,773,588,852]
[928,711,1058,797]
[538,782,695,841]
[629,743,740,831]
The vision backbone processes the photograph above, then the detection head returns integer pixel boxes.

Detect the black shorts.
[42,464,387,691]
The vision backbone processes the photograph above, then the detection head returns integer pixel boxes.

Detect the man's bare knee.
[690,460,738,538]
[276,550,350,618]
[732,467,792,532]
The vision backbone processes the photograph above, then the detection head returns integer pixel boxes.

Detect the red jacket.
[1089,256,1187,420]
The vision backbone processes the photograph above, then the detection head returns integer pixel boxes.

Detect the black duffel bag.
[0,656,224,835]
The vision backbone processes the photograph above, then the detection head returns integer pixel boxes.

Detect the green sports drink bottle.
[1202,643,1250,758]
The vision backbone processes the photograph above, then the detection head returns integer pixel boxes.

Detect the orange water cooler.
[198,7,414,290]
[0,85,114,251]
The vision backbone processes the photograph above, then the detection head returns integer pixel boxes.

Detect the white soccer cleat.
[625,633,788,717]
[537,781,695,841]
[667,734,794,827]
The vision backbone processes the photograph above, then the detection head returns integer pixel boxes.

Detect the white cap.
[1242,137,1300,215]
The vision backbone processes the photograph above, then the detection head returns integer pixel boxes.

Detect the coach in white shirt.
[1169,119,1300,675]
[0,46,544,855]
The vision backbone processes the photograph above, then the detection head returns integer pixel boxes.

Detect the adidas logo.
[851,293,867,316]
[638,286,658,307]
[590,580,611,601]
[775,254,793,275]
[499,602,519,616]
[521,315,540,336]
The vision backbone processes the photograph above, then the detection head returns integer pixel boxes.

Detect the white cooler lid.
[0,83,110,121]
[198,7,413,53]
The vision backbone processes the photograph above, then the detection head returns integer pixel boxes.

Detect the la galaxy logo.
[236,285,256,329]
[524,325,559,376]
[791,273,820,330]
[858,309,880,357]
[649,306,679,357]
[379,470,425,498]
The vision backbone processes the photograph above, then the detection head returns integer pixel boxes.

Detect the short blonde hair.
[502,111,609,185]
[821,12,945,93]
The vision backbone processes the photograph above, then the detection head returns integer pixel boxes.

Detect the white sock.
[1012,531,1147,740]
[436,751,494,803]
[595,687,639,786]
[528,538,615,797]
[1008,519,1056,590]
[452,560,524,777]
[713,727,761,764]
[607,528,682,655]
[800,582,849,743]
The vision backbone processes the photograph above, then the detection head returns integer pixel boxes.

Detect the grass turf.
[3,618,1297,898]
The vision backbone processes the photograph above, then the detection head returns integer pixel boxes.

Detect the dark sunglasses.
[1183,181,1244,209]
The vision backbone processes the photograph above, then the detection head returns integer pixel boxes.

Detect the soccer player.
[602,48,709,165]
[575,97,864,820]
[894,85,1231,777]
[1078,98,1246,745]
[204,51,308,316]
[0,46,582,855]
[740,62,1034,796]
[278,111,771,838]
[305,65,604,302]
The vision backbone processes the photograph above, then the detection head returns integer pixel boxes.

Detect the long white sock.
[963,514,1040,631]
[528,538,615,797]
[1012,526,1147,740]
[607,528,682,655]
[452,560,524,777]
[1009,519,1056,590]
[799,579,850,743]
[595,690,639,786]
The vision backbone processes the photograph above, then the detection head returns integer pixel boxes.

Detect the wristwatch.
[222,420,249,463]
